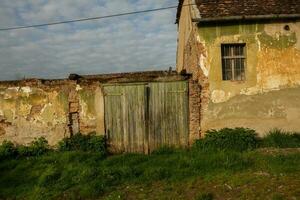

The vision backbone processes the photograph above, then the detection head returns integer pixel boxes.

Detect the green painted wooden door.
[148,82,189,152]
[104,84,147,153]
[103,81,189,153]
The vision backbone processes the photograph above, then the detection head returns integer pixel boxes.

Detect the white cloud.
[0,0,178,80]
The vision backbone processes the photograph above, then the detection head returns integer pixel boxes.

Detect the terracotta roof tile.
[195,0,300,18]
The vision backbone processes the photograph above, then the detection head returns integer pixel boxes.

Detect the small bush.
[261,129,300,148]
[17,137,50,157]
[0,140,17,159]
[58,133,106,156]
[88,135,107,154]
[193,128,258,152]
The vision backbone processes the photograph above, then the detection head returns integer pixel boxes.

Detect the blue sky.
[0,0,178,80]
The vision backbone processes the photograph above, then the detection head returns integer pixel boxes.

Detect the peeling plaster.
[7,87,19,92]
[211,90,232,103]
[240,86,263,95]
[179,20,300,135]
[199,54,209,77]
[21,87,32,94]
[76,84,82,91]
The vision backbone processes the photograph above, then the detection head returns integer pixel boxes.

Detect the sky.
[0,0,178,80]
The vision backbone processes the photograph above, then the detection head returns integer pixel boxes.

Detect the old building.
[1,1,300,153]
[0,71,201,153]
[176,0,300,135]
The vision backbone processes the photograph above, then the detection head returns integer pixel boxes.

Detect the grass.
[0,129,300,199]
[261,128,300,148]
[0,148,299,199]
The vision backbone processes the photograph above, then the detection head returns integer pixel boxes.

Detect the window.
[221,44,246,81]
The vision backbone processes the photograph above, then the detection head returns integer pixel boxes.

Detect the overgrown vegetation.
[0,140,17,159]
[193,128,300,151]
[261,128,300,148]
[0,128,299,199]
[17,137,50,157]
[0,133,107,160]
[58,133,107,156]
[193,128,258,152]
[0,138,50,160]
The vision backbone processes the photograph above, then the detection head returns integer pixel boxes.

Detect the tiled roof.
[176,0,300,23]
[196,0,300,18]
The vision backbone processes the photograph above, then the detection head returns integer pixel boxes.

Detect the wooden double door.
[103,81,189,153]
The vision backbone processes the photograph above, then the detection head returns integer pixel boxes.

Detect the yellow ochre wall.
[0,80,105,146]
[177,13,300,135]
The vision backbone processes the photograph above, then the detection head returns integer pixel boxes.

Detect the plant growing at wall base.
[0,140,17,160]
[17,137,50,157]
[58,133,107,156]
[261,129,300,148]
[193,128,259,152]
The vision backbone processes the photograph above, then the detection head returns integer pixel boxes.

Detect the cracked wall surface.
[177,6,300,135]
[0,79,105,146]
[0,80,76,145]
[0,72,193,146]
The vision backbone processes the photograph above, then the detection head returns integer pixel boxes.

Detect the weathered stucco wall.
[178,19,300,135]
[199,21,300,102]
[0,80,76,145]
[177,0,195,72]
[0,79,106,146]
[77,82,105,135]
[0,72,195,147]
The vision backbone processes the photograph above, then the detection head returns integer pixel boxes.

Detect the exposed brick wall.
[188,79,201,143]
[181,25,210,138]
[0,72,194,148]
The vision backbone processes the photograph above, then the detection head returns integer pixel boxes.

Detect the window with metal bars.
[221,44,246,81]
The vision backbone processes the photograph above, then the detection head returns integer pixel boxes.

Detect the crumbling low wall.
[0,79,76,145]
[0,71,198,147]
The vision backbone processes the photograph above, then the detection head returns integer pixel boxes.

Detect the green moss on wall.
[40,104,55,123]
[198,23,263,45]
[3,109,14,122]
[258,32,297,49]
[79,90,96,115]
[27,93,46,105]
[219,24,240,37]
[57,92,69,112]
[198,22,296,49]
[198,25,217,44]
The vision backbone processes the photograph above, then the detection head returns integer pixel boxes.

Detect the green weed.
[58,133,106,156]
[261,129,300,148]
[193,128,258,152]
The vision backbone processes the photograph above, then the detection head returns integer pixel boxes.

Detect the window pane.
[241,58,245,80]
[225,59,232,80]
[234,58,242,81]
[221,44,245,81]
[222,45,231,57]
[233,58,246,81]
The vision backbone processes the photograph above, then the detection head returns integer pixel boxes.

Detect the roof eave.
[192,14,300,24]
[176,0,184,24]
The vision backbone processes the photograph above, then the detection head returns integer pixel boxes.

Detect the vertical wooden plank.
[148,81,189,151]
[148,83,156,152]
[158,83,163,148]
[175,82,180,146]
[104,84,147,153]
[123,86,128,152]
[104,81,188,153]
[144,85,150,154]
